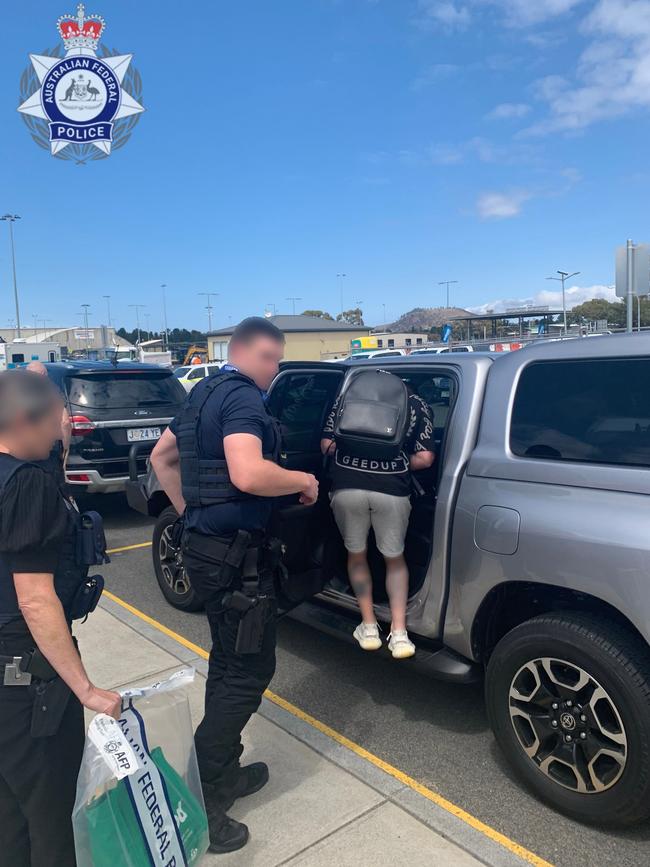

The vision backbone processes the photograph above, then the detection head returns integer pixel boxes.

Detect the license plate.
[127,427,161,442]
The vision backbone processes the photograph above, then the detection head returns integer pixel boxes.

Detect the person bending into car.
[320,382,434,658]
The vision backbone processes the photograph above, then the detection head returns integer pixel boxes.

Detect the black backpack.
[333,369,409,460]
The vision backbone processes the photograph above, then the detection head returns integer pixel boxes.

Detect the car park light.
[70,414,96,436]
[66,472,91,483]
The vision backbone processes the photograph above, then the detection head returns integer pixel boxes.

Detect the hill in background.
[379,306,472,333]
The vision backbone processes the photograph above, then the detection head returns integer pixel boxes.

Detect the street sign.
[74,329,95,340]
[616,243,650,297]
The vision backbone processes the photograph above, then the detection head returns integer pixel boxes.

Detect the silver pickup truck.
[128,333,650,827]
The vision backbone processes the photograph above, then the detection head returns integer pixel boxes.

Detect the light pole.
[1,214,22,337]
[103,294,112,329]
[286,297,302,315]
[438,280,458,309]
[266,302,277,316]
[337,274,346,316]
[546,270,580,336]
[161,284,169,350]
[382,303,387,330]
[198,292,219,333]
[81,304,91,354]
[129,304,146,343]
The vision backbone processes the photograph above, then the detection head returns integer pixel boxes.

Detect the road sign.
[616,243,650,297]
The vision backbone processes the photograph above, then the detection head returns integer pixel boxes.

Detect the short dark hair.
[0,369,61,432]
[230,317,285,346]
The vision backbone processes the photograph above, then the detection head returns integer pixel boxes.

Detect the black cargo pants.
[184,540,277,790]
[0,625,84,867]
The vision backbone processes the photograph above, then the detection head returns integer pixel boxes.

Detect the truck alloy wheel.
[508,656,626,794]
[485,612,650,826]
[159,524,192,598]
[151,506,203,611]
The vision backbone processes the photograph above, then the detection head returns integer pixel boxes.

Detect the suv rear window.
[66,372,185,409]
[510,358,650,467]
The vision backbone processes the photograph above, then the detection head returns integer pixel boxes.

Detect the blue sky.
[1,0,648,332]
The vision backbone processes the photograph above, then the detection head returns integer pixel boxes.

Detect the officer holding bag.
[0,369,118,867]
[151,317,318,854]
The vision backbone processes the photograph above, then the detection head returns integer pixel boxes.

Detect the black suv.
[46,360,185,494]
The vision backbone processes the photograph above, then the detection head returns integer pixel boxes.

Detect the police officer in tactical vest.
[151,317,318,853]
[0,369,120,867]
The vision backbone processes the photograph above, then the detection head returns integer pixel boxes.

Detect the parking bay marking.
[102,581,554,867]
[107,542,153,555]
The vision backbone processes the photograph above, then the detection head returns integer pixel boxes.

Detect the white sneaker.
[388,630,415,659]
[353,622,382,651]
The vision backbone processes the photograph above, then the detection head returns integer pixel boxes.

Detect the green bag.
[85,746,209,867]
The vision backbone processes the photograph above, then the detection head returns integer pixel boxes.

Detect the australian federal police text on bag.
[73,669,209,867]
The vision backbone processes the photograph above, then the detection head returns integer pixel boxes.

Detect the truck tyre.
[485,612,650,826]
[152,506,203,612]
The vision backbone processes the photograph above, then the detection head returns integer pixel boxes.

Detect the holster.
[30,676,72,738]
[19,647,73,738]
[182,529,253,602]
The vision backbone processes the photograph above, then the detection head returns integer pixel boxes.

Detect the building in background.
[0,325,133,356]
[371,330,429,349]
[208,314,372,361]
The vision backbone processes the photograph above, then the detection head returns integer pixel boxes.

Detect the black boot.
[204,762,270,813]
[206,806,249,854]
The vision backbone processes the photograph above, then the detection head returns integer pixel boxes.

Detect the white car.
[174,362,225,392]
[410,345,474,355]
[346,348,407,361]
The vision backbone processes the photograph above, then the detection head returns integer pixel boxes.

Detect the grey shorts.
[330,488,412,557]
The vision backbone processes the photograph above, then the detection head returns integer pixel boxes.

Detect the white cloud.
[491,0,587,26]
[410,62,460,91]
[417,0,471,28]
[487,102,531,119]
[469,283,617,313]
[526,0,650,133]
[416,0,586,30]
[413,1,650,133]
[429,136,499,164]
[476,189,532,218]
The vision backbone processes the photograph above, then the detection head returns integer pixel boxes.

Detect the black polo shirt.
[170,371,278,537]
[0,456,68,626]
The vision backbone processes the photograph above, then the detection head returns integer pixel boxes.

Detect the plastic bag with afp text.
[72,668,209,867]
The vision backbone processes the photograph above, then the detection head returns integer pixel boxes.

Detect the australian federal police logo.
[18,4,144,164]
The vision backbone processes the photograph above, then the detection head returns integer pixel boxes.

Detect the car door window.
[188,366,205,380]
[511,358,650,466]
[269,371,342,453]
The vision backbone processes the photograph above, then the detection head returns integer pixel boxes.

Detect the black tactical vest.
[0,454,87,627]
[176,371,280,509]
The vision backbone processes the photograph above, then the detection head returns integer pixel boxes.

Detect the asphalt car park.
[91,493,650,867]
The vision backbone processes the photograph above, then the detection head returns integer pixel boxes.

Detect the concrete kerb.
[98,595,536,867]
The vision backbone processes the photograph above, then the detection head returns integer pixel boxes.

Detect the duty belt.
[0,649,58,687]
[0,654,32,686]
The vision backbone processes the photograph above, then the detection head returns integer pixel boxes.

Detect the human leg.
[369,492,415,657]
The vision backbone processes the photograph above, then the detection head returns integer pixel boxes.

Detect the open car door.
[266,363,346,612]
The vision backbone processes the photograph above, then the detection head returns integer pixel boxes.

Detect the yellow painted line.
[103,589,207,659]
[102,588,553,867]
[107,541,153,555]
[265,689,553,867]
